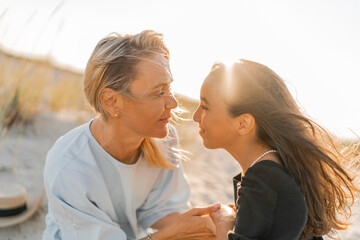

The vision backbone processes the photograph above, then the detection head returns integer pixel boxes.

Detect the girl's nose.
[193,106,201,123]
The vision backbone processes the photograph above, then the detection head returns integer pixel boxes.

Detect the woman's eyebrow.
[152,79,174,89]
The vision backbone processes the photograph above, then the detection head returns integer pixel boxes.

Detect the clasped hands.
[153,203,236,240]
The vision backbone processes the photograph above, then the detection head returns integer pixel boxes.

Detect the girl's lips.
[199,128,205,134]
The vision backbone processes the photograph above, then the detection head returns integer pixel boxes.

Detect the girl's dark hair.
[210,59,360,238]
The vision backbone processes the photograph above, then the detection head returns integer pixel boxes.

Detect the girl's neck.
[226,141,280,175]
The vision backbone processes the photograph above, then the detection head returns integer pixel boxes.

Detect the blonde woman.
[193,60,360,240]
[43,30,219,240]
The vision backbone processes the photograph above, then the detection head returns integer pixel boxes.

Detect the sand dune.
[0,111,359,239]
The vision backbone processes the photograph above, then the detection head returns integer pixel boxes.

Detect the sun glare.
[0,0,359,138]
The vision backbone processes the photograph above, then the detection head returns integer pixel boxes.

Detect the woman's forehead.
[138,54,171,76]
[139,53,169,69]
[130,56,172,93]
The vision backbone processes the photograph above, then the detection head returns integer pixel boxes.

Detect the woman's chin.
[153,127,168,138]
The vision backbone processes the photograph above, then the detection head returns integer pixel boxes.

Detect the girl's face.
[193,75,238,149]
[119,54,178,138]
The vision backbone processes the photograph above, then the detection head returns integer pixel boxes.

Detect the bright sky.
[0,0,359,139]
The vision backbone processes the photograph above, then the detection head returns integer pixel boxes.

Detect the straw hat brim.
[0,190,43,228]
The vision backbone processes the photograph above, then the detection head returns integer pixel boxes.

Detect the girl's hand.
[210,204,236,240]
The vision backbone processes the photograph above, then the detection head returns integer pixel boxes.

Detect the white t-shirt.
[42,119,190,240]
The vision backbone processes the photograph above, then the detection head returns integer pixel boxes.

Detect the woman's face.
[119,54,178,138]
[193,75,238,149]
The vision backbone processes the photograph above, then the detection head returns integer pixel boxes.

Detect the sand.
[0,111,359,239]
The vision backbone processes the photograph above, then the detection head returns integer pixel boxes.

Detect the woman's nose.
[166,94,178,109]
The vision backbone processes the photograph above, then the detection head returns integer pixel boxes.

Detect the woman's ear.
[236,114,256,135]
[100,88,123,117]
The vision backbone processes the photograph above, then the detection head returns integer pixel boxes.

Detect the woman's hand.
[210,204,236,240]
[150,203,221,240]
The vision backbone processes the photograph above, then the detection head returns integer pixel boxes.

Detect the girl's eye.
[200,105,208,110]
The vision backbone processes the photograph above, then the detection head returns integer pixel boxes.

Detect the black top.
[228,160,311,240]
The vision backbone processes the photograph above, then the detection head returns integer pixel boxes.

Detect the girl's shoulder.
[246,160,287,178]
[242,160,300,194]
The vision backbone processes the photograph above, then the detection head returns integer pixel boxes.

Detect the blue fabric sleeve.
[43,159,127,240]
[136,159,191,229]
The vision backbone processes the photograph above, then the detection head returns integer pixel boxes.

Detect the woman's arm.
[44,171,128,240]
[139,204,220,240]
[138,126,220,239]
[150,212,180,230]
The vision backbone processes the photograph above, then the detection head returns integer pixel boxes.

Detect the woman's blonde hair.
[83,30,174,169]
[210,59,360,239]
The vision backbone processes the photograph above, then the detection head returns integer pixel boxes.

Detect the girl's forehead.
[203,68,242,106]
[201,77,224,103]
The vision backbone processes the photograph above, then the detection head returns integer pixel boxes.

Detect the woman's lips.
[159,116,171,123]
[199,128,205,134]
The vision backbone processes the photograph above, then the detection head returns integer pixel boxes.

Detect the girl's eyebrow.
[201,97,209,104]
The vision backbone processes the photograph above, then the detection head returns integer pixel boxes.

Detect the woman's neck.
[91,117,144,164]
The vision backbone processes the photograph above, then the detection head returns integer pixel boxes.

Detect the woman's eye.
[156,88,172,97]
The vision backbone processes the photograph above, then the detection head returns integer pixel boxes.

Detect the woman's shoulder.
[44,120,98,185]
[47,119,93,157]
[53,120,92,146]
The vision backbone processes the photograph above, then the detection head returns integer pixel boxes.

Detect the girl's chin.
[202,138,219,149]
